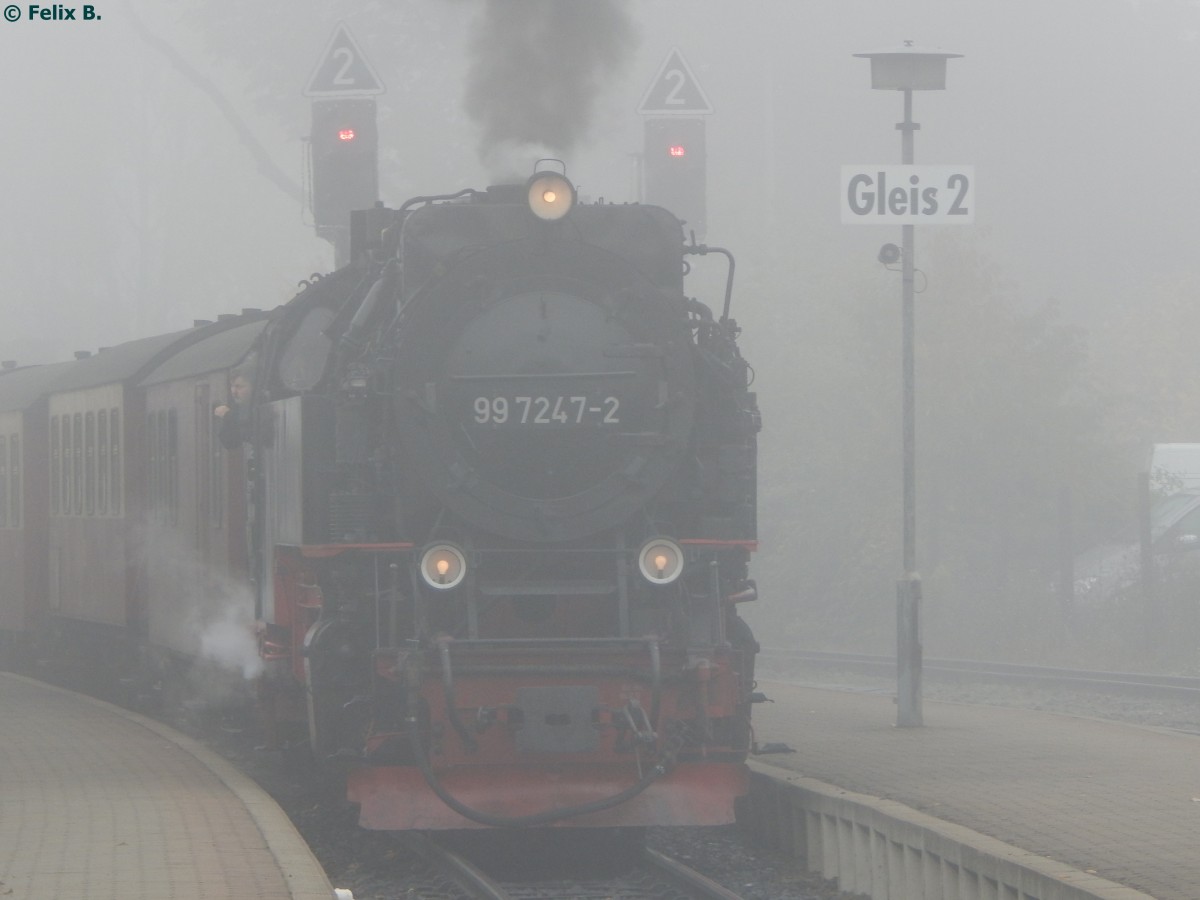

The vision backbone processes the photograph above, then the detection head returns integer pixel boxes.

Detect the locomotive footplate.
[417,639,741,765]
[353,637,749,829]
[347,760,749,830]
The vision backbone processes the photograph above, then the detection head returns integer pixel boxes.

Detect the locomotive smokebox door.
[514,685,600,753]
[393,203,696,543]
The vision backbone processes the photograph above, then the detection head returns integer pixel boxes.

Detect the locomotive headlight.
[637,537,684,586]
[526,171,576,221]
[419,543,468,590]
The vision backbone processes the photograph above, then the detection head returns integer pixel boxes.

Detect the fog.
[5,0,1200,666]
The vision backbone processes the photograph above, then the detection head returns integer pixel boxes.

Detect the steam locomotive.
[0,169,761,832]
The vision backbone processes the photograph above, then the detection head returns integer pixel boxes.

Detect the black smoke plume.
[464,0,636,180]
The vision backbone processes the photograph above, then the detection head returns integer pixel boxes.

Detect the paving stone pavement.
[752,681,1200,900]
[0,673,333,900]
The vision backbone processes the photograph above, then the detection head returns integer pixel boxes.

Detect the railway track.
[397,832,747,900]
[758,647,1200,701]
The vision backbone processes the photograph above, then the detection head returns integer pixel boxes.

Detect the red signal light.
[338,128,356,142]
[668,144,686,157]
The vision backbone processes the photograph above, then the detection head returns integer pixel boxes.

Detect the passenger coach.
[0,361,72,662]
[0,313,266,667]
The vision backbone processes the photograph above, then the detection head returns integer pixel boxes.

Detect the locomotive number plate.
[472,395,621,426]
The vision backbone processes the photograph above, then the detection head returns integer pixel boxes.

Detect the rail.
[396,833,751,899]
[758,647,1200,701]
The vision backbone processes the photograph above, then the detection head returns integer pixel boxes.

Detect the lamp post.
[853,42,961,728]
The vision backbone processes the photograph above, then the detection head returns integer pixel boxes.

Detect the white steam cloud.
[198,603,264,680]
[134,521,264,685]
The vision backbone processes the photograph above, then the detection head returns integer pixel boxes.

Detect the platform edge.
[2,672,336,900]
[743,758,1156,900]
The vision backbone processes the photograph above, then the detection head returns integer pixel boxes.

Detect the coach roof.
[48,328,198,395]
[140,319,268,387]
[0,361,77,413]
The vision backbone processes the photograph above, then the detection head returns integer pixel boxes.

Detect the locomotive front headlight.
[637,537,684,586]
[419,543,468,590]
[526,171,576,221]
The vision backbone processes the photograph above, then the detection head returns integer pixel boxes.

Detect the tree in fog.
[750,233,1111,660]
[913,233,1114,659]
[1089,275,1200,454]
[1077,276,1200,667]
[179,0,479,199]
[0,6,335,362]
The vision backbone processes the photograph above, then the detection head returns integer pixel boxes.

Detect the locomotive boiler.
[252,169,761,830]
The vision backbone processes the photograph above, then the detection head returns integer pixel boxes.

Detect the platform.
[0,672,334,900]
[751,681,1199,900]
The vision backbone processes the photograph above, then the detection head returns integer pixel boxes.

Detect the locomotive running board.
[347,761,748,830]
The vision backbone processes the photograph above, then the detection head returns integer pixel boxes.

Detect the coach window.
[50,416,60,515]
[63,415,73,516]
[198,383,222,530]
[109,408,121,516]
[9,435,18,528]
[211,421,224,529]
[168,409,179,524]
[152,411,160,514]
[147,411,160,517]
[61,416,72,516]
[69,413,79,515]
[73,412,83,515]
[97,410,108,515]
[85,411,95,516]
[0,436,8,528]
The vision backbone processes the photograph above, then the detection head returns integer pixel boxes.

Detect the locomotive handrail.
[291,542,415,559]
[446,369,639,381]
[429,636,663,648]
[475,581,616,597]
[684,243,736,324]
[397,187,480,215]
[433,665,677,683]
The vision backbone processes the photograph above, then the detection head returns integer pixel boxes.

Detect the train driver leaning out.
[214,370,253,449]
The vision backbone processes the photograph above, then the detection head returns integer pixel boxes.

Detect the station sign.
[841,165,974,224]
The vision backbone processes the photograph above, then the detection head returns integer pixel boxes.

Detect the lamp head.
[853,41,962,91]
